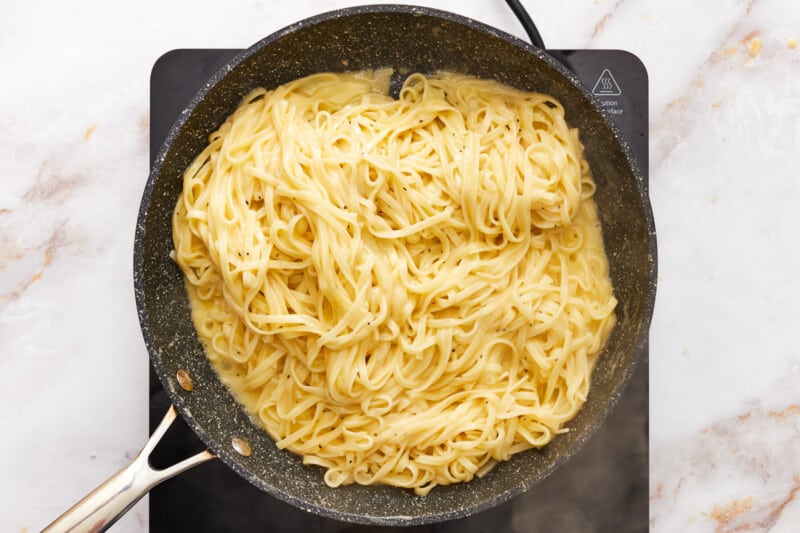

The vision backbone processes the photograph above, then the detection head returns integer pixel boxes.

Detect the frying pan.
[46,4,656,530]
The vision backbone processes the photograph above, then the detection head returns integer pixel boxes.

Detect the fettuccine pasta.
[172,70,616,495]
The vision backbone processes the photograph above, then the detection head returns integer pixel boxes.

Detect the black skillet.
[46,5,656,530]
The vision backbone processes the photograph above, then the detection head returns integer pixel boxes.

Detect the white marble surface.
[1,0,799,531]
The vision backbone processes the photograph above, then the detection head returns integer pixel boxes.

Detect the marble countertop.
[1,0,799,531]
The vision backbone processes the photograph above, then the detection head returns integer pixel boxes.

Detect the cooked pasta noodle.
[172,70,617,495]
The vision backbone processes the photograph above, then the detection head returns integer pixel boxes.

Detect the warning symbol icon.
[591,69,622,96]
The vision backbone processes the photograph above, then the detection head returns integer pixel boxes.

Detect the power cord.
[504,0,546,48]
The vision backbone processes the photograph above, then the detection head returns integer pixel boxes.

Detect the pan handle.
[43,406,215,533]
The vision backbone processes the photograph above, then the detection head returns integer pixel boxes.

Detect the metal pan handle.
[43,406,215,533]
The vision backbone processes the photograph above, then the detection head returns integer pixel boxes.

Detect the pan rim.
[134,3,657,526]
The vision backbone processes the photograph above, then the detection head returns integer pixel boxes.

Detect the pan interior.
[136,6,655,525]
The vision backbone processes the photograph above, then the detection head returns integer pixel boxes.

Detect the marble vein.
[585,0,627,46]
[650,0,762,171]
[651,394,800,532]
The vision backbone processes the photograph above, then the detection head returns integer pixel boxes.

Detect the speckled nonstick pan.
[47,5,656,530]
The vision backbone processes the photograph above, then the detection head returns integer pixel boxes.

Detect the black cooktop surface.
[148,48,648,533]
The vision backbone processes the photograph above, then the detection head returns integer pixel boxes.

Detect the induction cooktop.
[148,47,648,533]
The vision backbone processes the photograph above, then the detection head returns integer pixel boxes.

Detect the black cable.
[504,0,546,48]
